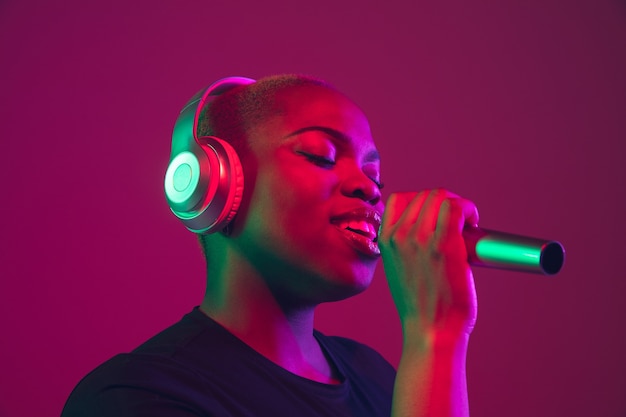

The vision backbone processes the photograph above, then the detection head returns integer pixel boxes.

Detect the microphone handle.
[462,227,565,275]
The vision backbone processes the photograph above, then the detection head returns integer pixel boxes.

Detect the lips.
[335,219,378,240]
[330,208,382,258]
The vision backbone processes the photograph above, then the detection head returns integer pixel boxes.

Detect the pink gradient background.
[1,1,625,416]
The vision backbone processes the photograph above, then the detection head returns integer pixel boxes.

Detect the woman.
[62,74,479,417]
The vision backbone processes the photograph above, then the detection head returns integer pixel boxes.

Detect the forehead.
[278,86,371,133]
[251,85,376,151]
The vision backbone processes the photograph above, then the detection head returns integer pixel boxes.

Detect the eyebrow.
[283,126,380,162]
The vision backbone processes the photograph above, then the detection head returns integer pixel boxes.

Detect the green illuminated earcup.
[164,137,244,234]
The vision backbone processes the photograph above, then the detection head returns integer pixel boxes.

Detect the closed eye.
[296,151,336,168]
[297,151,383,189]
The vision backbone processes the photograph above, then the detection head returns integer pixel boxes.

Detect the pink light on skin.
[225,84,385,300]
[199,83,386,386]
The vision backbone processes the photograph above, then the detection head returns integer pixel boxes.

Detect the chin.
[264,247,378,305]
[316,269,374,303]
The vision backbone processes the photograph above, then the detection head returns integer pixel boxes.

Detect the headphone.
[164,77,256,233]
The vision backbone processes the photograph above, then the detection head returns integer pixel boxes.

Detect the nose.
[340,169,382,205]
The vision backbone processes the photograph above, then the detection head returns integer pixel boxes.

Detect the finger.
[381,191,427,239]
[392,191,430,240]
[381,192,403,232]
[415,189,447,244]
[435,197,480,243]
[464,199,480,228]
[434,197,479,315]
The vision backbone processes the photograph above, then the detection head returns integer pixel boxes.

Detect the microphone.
[462,227,565,275]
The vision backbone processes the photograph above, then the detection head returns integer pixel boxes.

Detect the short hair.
[195,74,335,255]
[197,74,334,154]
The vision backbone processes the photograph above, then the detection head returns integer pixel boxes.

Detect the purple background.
[1,1,625,416]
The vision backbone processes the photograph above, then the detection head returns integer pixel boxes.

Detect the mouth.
[333,219,379,242]
[330,208,382,257]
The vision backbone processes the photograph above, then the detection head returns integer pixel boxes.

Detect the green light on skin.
[475,238,542,267]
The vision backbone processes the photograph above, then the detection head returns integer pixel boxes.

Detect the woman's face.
[234,85,384,304]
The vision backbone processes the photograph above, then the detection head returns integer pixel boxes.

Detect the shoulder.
[61,309,231,417]
[61,353,210,416]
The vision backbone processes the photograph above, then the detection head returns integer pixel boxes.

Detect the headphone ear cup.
[206,136,244,230]
[164,137,244,234]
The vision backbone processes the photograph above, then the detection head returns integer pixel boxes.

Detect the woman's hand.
[379,189,479,344]
[381,189,480,417]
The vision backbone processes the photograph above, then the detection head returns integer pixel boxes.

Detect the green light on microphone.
[463,227,565,275]
[475,238,541,267]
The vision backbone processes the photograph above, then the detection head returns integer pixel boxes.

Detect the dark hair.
[197,74,333,154]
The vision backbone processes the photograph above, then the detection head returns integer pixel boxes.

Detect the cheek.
[269,159,335,204]
[262,167,334,234]
[266,173,325,219]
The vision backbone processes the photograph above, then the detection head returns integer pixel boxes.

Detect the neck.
[200,249,340,384]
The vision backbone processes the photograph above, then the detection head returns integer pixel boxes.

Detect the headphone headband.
[170,77,255,159]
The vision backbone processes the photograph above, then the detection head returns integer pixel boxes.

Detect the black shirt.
[62,308,396,417]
